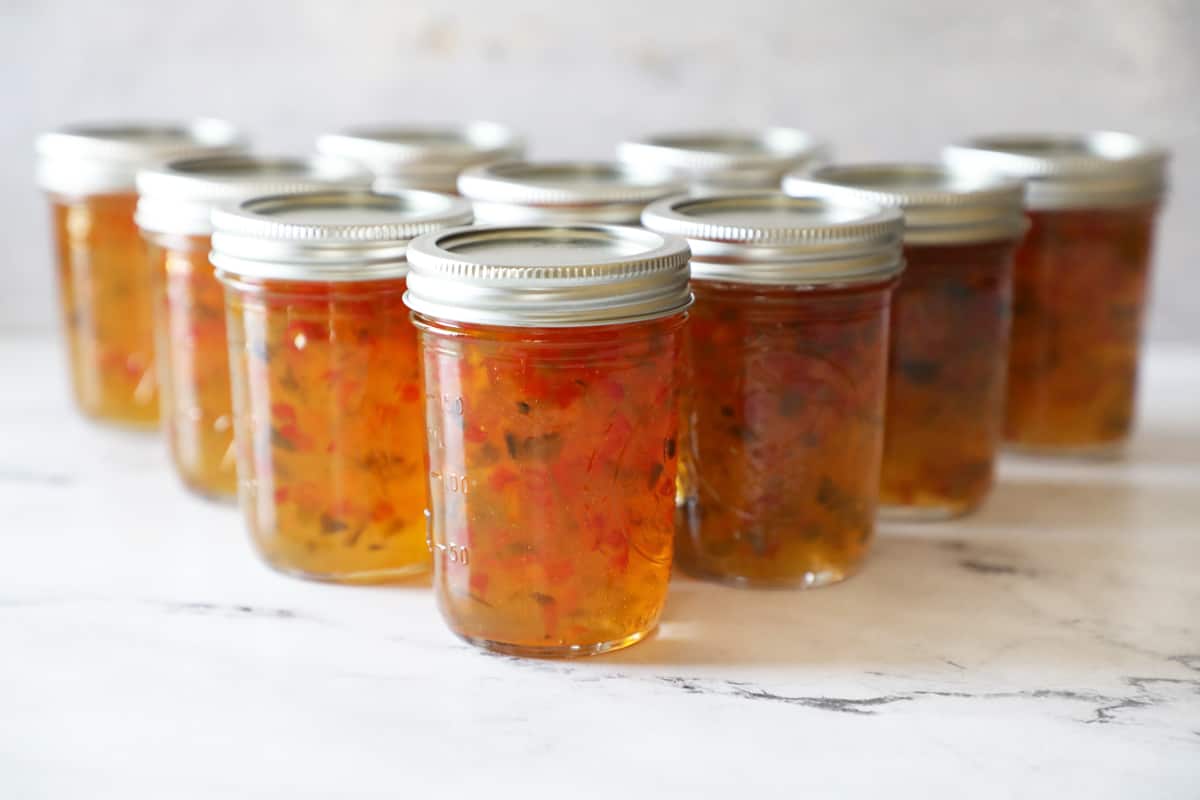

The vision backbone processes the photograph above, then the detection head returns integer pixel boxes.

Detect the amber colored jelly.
[223,276,429,581]
[1004,206,1158,454]
[143,234,236,497]
[880,240,1019,517]
[679,279,894,587]
[417,314,686,656]
[51,193,158,427]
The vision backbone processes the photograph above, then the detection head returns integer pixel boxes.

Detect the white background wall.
[5,0,1198,342]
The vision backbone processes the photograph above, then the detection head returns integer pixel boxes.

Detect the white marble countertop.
[2,334,1197,799]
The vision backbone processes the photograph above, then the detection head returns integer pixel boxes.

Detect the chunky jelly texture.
[1005,206,1158,452]
[880,240,1018,517]
[224,277,429,582]
[147,235,236,498]
[418,315,685,656]
[679,280,893,587]
[51,193,158,427]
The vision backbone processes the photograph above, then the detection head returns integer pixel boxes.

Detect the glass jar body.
[223,276,429,582]
[417,314,686,657]
[1004,205,1160,454]
[146,233,236,498]
[50,192,158,427]
[880,240,1019,518]
[679,279,894,588]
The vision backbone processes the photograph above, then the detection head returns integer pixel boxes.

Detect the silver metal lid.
[136,155,374,236]
[786,163,1027,246]
[210,190,473,282]
[36,119,244,196]
[316,122,524,193]
[943,132,1168,210]
[456,160,686,225]
[640,192,903,286]
[617,128,828,192]
[404,224,692,327]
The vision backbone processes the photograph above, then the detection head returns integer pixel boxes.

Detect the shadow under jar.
[210,190,473,583]
[136,155,371,499]
[35,120,243,427]
[405,223,692,657]
[790,164,1027,519]
[945,133,1169,456]
[618,128,828,195]
[316,121,524,195]
[642,193,904,588]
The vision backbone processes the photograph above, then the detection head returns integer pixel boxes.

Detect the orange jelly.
[794,164,1027,519]
[1004,205,1159,451]
[137,156,370,498]
[146,235,233,490]
[642,193,904,588]
[37,121,242,426]
[682,279,893,584]
[406,224,692,656]
[882,240,1020,516]
[945,132,1168,455]
[51,193,159,426]
[212,190,472,582]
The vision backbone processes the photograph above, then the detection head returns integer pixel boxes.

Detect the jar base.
[677,560,860,590]
[260,558,431,586]
[179,476,238,505]
[454,627,654,659]
[1004,438,1128,460]
[877,502,975,522]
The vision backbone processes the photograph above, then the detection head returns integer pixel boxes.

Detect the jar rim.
[943,131,1168,210]
[619,127,827,171]
[404,223,693,327]
[136,154,373,236]
[458,160,685,208]
[317,121,524,175]
[209,189,473,282]
[36,119,245,195]
[641,192,904,286]
[789,162,1028,245]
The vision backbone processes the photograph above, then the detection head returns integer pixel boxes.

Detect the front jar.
[36,121,243,427]
[945,132,1169,455]
[642,193,904,588]
[211,190,473,583]
[136,155,372,499]
[792,164,1027,518]
[405,223,692,656]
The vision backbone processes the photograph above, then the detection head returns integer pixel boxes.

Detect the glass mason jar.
[945,133,1169,456]
[135,155,371,499]
[790,164,1027,519]
[642,193,903,588]
[35,120,243,427]
[405,223,692,657]
[211,190,473,582]
[316,122,524,194]
[618,128,828,194]
[456,160,683,224]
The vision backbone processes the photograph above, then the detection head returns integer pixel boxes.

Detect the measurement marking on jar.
[425,392,464,416]
[429,470,470,494]
[433,542,470,564]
